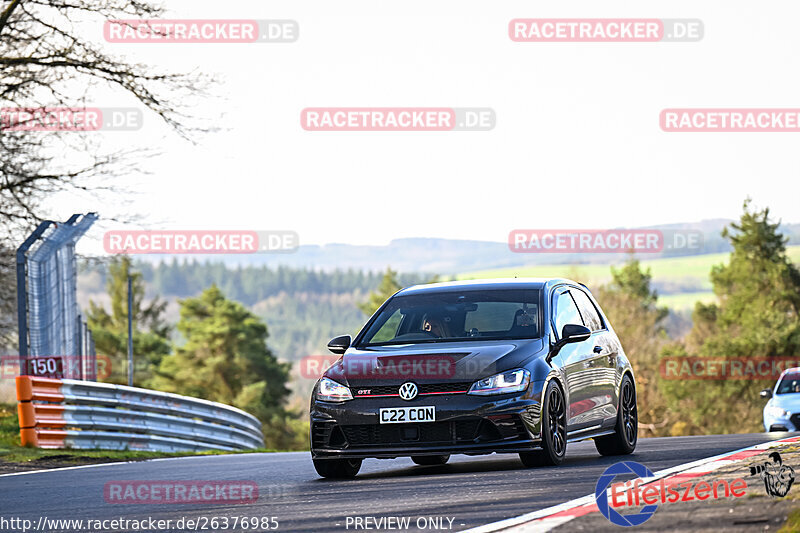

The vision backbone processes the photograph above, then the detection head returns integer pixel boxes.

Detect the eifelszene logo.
[596,461,749,526]
[596,462,658,527]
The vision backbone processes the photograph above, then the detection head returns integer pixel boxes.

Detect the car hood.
[323,338,545,387]
[770,392,800,412]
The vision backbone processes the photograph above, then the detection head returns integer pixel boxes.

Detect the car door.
[570,287,618,425]
[551,287,599,431]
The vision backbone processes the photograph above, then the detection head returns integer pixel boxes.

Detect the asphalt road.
[0,433,789,533]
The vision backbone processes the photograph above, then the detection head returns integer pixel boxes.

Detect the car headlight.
[766,405,791,418]
[468,369,531,396]
[316,377,353,402]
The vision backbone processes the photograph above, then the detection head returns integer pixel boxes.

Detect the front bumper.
[764,410,798,432]
[310,390,543,459]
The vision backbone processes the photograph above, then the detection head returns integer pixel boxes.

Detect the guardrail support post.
[16,376,37,447]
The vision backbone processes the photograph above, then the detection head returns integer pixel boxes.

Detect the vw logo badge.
[398,382,418,401]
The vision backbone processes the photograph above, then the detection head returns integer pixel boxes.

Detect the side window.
[554,290,584,337]
[571,289,604,332]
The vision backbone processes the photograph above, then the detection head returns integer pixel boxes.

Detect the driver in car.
[422,314,450,338]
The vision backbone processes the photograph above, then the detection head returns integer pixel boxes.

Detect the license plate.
[379,406,435,424]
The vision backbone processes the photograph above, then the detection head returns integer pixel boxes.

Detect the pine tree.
[662,200,800,434]
[358,267,402,315]
[149,286,296,448]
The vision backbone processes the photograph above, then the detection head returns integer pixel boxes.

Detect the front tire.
[313,458,362,478]
[595,375,637,456]
[411,455,450,466]
[520,380,567,467]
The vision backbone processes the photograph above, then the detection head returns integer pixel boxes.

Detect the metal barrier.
[16,376,265,452]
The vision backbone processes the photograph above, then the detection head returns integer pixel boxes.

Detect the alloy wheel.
[548,386,566,457]
[620,380,637,445]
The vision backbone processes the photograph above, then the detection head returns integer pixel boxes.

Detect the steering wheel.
[390,331,440,341]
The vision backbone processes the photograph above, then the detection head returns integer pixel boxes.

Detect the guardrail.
[16,376,265,452]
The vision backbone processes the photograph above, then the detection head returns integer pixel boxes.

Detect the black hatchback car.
[310,278,638,478]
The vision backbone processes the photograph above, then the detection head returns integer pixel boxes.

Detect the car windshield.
[776,372,800,394]
[357,289,542,346]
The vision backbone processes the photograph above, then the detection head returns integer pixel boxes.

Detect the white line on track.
[0,450,306,478]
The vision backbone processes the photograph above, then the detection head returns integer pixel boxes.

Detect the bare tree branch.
[0,0,23,35]
[0,0,211,346]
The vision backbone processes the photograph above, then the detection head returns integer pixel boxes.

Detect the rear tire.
[411,455,450,466]
[520,380,566,467]
[595,375,637,456]
[312,458,362,478]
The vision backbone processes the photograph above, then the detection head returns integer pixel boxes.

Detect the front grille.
[353,385,401,396]
[352,382,472,397]
[314,416,530,450]
[341,418,482,447]
[421,382,472,394]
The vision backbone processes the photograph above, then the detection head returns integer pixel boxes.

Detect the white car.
[761,367,800,432]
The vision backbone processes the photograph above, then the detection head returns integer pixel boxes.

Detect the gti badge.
[398,382,418,401]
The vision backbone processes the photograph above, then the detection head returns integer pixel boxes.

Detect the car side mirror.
[327,335,351,355]
[560,324,592,344]
[546,324,591,364]
[761,388,773,399]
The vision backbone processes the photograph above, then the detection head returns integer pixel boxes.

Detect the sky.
[41,1,800,254]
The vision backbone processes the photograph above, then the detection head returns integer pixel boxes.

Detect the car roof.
[779,367,800,378]
[397,277,581,295]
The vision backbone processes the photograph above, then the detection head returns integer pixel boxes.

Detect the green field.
[456,245,800,311]
[657,292,716,311]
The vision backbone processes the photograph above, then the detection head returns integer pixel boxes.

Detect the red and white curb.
[466,435,800,533]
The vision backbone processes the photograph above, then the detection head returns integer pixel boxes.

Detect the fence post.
[16,221,54,370]
[127,274,133,387]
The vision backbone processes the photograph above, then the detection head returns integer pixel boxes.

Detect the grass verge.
[780,508,800,533]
